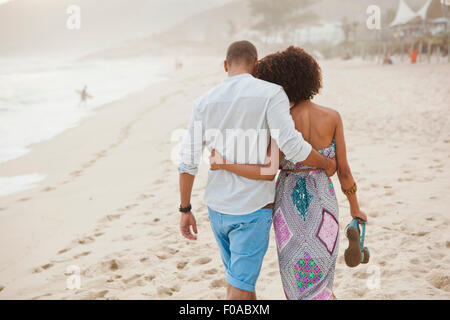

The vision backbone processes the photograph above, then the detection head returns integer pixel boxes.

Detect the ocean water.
[0,57,169,196]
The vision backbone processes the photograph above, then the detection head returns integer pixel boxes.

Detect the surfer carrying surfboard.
[77,85,92,107]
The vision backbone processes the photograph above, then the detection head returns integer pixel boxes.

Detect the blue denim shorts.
[208,207,273,293]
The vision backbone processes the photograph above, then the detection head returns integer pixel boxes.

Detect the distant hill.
[80,0,431,60]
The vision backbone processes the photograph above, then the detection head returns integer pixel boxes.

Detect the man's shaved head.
[226,40,258,67]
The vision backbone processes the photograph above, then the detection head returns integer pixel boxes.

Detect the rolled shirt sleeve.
[178,102,205,176]
[266,89,312,163]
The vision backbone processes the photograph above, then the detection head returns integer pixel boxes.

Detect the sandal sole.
[362,247,370,264]
[344,227,361,268]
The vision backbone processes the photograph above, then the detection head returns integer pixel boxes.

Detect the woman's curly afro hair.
[255,46,322,104]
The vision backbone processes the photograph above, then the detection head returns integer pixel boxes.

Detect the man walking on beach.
[178,41,336,300]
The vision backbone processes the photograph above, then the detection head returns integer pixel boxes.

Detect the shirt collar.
[223,73,253,82]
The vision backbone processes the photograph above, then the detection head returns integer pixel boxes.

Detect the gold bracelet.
[342,183,357,196]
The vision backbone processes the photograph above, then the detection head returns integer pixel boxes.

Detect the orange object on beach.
[410,50,418,64]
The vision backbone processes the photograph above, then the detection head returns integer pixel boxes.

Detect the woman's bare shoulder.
[314,103,341,123]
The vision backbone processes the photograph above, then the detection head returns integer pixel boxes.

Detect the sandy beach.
[0,59,449,300]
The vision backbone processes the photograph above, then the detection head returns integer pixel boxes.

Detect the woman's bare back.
[290,101,339,150]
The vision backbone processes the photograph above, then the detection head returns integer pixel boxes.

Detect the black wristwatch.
[179,204,192,213]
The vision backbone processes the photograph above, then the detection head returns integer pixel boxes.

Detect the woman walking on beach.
[210,46,367,300]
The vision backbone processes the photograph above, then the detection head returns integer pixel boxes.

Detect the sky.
[0,0,235,57]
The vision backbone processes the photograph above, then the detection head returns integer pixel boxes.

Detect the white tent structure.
[416,0,433,20]
[391,0,447,27]
[391,0,418,27]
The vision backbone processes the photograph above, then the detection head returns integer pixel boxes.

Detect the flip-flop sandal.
[344,218,370,267]
[359,220,370,265]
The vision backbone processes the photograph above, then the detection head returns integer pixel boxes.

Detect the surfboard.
[75,90,93,99]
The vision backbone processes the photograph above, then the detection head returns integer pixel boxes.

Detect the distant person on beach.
[383,54,394,65]
[410,49,419,64]
[178,41,337,300]
[175,59,183,71]
[77,85,92,107]
[209,46,368,300]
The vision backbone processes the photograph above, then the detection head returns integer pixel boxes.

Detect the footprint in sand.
[177,261,188,270]
[137,194,155,201]
[78,236,95,245]
[99,214,122,223]
[122,274,142,284]
[0,207,6,211]
[167,247,179,255]
[411,231,429,237]
[70,170,83,177]
[33,263,54,273]
[215,292,226,299]
[156,254,171,260]
[204,268,218,275]
[42,186,55,192]
[195,257,212,265]
[118,204,139,212]
[96,150,107,158]
[157,285,180,297]
[144,274,155,282]
[89,290,109,299]
[427,273,450,292]
[102,259,120,271]
[0,285,4,292]
[73,251,91,259]
[31,293,52,300]
[210,279,227,289]
[113,274,122,280]
[58,248,71,255]
[18,197,31,202]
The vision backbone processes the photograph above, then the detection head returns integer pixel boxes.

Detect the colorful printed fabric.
[293,253,324,293]
[312,287,333,300]
[274,141,339,300]
[273,208,293,251]
[316,209,339,255]
[290,177,313,221]
[328,178,335,197]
